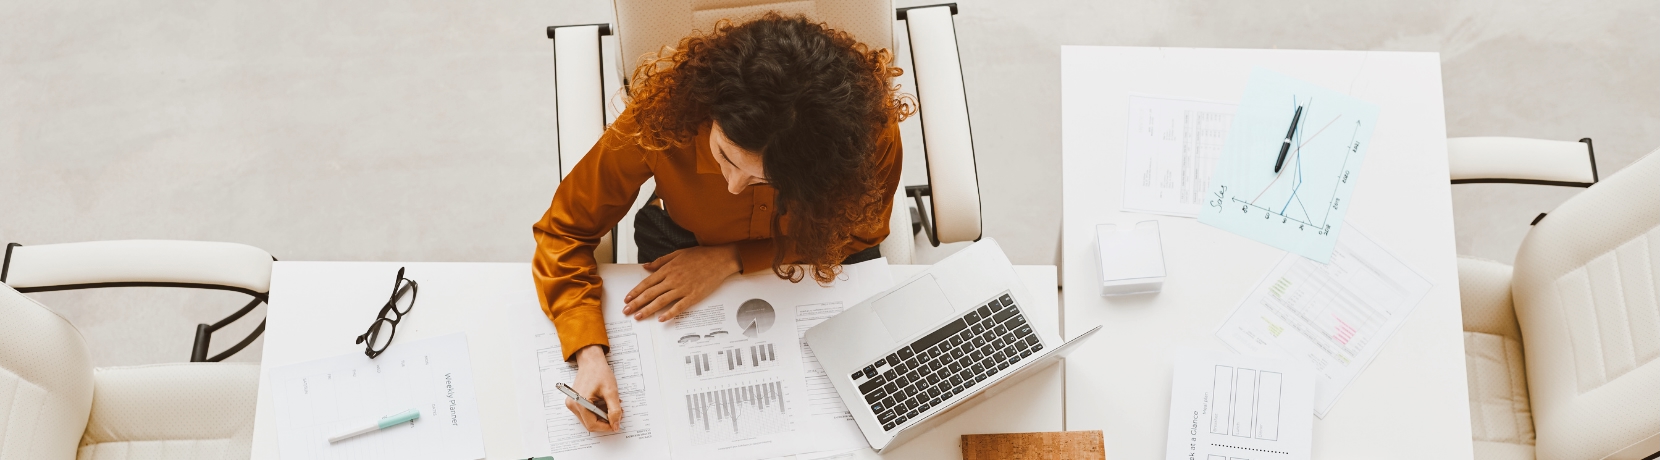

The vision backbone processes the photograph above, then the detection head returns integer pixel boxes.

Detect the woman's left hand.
[623,244,741,321]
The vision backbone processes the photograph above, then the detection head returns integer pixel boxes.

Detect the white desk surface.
[251,262,1062,460]
[1059,46,1473,458]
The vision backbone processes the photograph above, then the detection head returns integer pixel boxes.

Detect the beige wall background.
[3,0,1657,367]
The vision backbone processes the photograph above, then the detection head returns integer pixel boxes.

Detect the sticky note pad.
[1095,220,1166,296]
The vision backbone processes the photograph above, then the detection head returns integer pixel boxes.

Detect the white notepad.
[270,332,485,460]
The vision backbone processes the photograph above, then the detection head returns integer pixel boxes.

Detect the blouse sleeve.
[531,110,655,361]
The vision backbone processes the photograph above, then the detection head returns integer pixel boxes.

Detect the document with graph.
[1164,349,1314,460]
[508,261,893,460]
[643,261,892,460]
[1122,94,1237,217]
[1214,226,1431,417]
[1199,68,1380,262]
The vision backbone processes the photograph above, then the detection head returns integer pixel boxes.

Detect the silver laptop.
[804,238,1101,452]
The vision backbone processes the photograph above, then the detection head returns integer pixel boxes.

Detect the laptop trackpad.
[873,274,955,341]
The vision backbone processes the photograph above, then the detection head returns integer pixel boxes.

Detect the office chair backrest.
[0,283,94,460]
[1511,147,1660,459]
[613,0,894,78]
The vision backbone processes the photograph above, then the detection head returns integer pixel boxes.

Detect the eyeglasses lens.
[367,318,396,352]
[391,280,416,315]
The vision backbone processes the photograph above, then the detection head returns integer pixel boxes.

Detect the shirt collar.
[695,121,720,175]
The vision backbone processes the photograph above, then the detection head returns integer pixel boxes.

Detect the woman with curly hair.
[530,13,912,432]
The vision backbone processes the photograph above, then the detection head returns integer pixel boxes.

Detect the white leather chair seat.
[1466,331,1536,460]
[77,363,259,460]
[1458,257,1536,459]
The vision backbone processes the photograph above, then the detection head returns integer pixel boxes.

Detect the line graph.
[1230,99,1360,234]
[1201,68,1379,262]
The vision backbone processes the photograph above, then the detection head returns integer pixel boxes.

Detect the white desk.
[1059,47,1472,458]
[250,262,1062,460]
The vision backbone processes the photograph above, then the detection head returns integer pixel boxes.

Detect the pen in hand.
[1274,105,1304,173]
[556,382,610,424]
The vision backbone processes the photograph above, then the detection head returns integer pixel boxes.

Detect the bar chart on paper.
[684,380,793,445]
[683,343,781,377]
[1200,68,1379,263]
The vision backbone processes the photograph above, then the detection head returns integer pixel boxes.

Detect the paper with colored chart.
[1214,226,1431,417]
[1199,67,1380,262]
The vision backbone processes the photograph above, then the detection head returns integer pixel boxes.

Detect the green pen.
[327,408,420,443]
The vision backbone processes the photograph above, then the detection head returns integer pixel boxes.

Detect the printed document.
[270,333,485,460]
[1164,349,1314,460]
[508,281,667,460]
[1199,68,1381,262]
[510,261,895,460]
[1215,226,1431,417]
[1122,94,1237,217]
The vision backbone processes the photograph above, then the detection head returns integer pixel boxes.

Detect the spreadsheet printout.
[1214,226,1432,417]
[507,278,668,460]
[1122,94,1237,217]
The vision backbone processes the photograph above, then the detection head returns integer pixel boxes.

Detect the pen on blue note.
[327,408,420,443]
[1273,105,1303,173]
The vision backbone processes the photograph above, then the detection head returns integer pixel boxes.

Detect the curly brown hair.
[616,12,914,283]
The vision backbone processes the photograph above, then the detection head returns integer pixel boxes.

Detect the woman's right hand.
[568,344,624,432]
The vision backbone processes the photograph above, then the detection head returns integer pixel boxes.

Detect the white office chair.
[546,0,982,265]
[0,240,272,459]
[1449,139,1660,459]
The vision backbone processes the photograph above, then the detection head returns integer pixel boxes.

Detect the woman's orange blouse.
[532,109,903,361]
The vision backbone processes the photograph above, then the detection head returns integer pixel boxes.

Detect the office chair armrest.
[901,5,983,244]
[549,24,611,180]
[1448,136,1597,187]
[1456,256,1522,341]
[3,240,273,295]
[82,363,259,448]
[878,183,916,264]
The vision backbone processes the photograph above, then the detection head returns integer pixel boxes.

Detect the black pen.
[1274,105,1303,173]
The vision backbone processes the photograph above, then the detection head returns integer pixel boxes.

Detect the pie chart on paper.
[736,299,775,338]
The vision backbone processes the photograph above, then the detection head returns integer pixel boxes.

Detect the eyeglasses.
[356,267,418,358]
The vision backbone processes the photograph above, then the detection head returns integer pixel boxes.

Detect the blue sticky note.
[1199,68,1381,262]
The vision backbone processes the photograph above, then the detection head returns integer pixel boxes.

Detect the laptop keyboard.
[848,291,1043,432]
